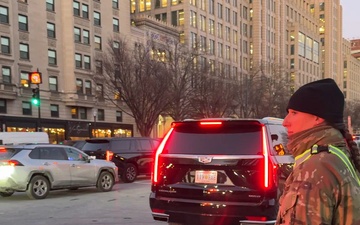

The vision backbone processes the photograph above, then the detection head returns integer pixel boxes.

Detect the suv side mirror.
[271,134,278,141]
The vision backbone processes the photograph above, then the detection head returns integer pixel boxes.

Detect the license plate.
[195,171,217,184]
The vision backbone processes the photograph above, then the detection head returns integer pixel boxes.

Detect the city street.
[0,177,164,225]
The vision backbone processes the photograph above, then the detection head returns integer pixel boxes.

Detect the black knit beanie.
[287,78,344,124]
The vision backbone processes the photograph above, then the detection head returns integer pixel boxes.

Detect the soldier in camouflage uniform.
[276,79,360,225]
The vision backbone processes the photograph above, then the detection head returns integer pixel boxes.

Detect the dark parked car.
[149,117,294,225]
[78,137,160,183]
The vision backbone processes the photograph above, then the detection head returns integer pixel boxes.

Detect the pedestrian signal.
[29,72,42,84]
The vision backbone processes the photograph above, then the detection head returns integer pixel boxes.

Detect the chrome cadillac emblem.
[198,156,213,164]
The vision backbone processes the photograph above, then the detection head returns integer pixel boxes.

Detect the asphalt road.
[0,177,165,225]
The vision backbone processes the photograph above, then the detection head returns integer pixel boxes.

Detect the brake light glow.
[105,150,114,161]
[2,160,23,166]
[153,127,174,183]
[245,216,267,221]
[200,121,222,126]
[261,125,270,188]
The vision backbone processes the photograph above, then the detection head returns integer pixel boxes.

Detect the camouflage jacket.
[276,144,360,224]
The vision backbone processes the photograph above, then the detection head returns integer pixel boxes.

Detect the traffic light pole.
[37,83,41,131]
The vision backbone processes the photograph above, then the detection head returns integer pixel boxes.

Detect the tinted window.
[110,140,132,153]
[73,140,86,149]
[164,123,262,155]
[38,147,67,160]
[0,147,19,159]
[138,140,153,151]
[82,140,110,151]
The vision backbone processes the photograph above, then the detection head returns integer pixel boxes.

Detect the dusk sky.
[341,0,360,39]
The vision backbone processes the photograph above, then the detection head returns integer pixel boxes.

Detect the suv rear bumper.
[150,192,277,225]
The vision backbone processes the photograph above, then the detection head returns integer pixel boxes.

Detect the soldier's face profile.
[283,109,324,136]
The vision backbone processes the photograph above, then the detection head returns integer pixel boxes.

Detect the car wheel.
[97,171,114,192]
[0,191,14,197]
[121,163,138,183]
[26,175,50,200]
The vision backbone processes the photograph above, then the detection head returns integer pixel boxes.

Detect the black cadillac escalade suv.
[149,117,294,225]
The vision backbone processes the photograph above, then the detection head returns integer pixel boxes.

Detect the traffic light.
[32,87,40,106]
[28,72,42,84]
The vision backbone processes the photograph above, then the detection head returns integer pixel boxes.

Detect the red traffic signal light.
[29,72,42,84]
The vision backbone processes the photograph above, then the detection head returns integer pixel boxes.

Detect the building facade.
[0,0,136,143]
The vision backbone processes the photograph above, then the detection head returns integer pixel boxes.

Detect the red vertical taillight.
[262,126,276,189]
[153,127,174,183]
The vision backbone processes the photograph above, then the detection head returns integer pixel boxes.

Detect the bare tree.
[189,61,240,118]
[237,62,291,118]
[98,38,172,137]
[165,42,199,121]
[344,100,360,133]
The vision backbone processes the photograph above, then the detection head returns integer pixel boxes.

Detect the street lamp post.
[92,108,97,138]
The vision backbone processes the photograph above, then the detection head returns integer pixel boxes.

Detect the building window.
[47,22,56,38]
[82,4,89,19]
[71,107,78,119]
[73,1,80,16]
[79,107,87,119]
[48,49,57,66]
[2,66,11,84]
[94,11,101,26]
[94,36,101,50]
[76,78,83,94]
[84,55,91,69]
[46,0,55,11]
[74,27,81,42]
[20,44,29,60]
[113,18,119,32]
[0,6,9,24]
[20,71,30,87]
[95,60,103,74]
[18,15,28,31]
[0,99,6,113]
[96,83,103,97]
[83,29,89,44]
[116,111,122,122]
[22,101,32,115]
[85,80,92,95]
[49,76,58,91]
[113,0,119,8]
[113,41,119,48]
[75,53,82,68]
[50,104,59,117]
[1,36,10,54]
[98,109,105,121]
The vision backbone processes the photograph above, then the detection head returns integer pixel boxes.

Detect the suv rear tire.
[121,163,138,183]
[97,171,114,192]
[26,175,50,199]
[0,191,14,197]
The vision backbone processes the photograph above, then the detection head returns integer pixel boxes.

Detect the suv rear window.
[163,122,262,155]
[0,147,20,160]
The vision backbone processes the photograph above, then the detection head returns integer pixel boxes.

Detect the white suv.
[0,144,118,199]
